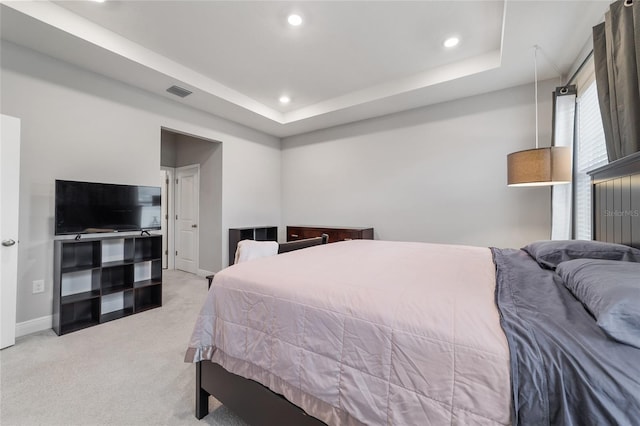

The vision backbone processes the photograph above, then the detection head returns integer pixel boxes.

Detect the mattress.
[185,240,511,425]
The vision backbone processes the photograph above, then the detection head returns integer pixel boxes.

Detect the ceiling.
[0,1,609,137]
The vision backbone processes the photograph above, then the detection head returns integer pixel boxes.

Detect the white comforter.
[185,240,511,425]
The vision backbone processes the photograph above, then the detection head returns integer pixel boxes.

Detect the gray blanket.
[491,248,640,425]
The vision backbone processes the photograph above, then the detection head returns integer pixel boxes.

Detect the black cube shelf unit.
[53,234,162,335]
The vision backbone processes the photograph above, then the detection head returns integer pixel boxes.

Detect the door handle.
[2,239,16,247]
[191,224,198,228]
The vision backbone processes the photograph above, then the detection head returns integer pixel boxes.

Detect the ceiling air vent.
[166,85,192,98]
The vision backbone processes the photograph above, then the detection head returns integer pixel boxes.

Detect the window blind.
[574,79,608,240]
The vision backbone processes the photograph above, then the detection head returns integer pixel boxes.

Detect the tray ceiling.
[0,1,609,137]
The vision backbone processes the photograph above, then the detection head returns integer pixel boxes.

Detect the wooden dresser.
[286,226,374,243]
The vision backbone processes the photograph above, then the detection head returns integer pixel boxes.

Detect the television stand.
[53,233,163,335]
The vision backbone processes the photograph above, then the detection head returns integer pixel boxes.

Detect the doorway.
[160,168,174,270]
[160,128,222,276]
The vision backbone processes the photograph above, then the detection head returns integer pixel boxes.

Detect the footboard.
[195,234,330,423]
[196,361,326,425]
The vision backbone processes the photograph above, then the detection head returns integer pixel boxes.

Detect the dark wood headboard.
[589,151,640,248]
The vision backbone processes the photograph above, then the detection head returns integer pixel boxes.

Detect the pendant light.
[507,46,571,187]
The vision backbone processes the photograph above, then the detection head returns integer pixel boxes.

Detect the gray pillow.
[556,259,640,349]
[523,240,640,269]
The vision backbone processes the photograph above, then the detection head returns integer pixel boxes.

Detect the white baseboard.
[16,315,52,337]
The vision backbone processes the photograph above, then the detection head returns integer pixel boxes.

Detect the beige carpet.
[0,270,248,426]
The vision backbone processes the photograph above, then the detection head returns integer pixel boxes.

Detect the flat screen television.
[55,180,161,235]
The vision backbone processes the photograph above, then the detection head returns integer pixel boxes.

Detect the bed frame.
[194,154,640,424]
[277,233,329,254]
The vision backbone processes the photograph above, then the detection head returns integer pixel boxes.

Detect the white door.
[160,170,168,269]
[160,167,175,271]
[175,165,199,274]
[1,115,21,349]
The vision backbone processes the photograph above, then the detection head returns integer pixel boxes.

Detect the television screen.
[55,180,161,235]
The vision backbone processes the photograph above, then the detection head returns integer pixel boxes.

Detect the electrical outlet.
[32,280,45,294]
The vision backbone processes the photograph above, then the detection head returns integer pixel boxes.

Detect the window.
[574,72,608,240]
[551,89,576,241]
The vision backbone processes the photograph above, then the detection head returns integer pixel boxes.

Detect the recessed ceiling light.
[91,0,107,3]
[288,14,303,26]
[279,95,291,104]
[443,37,460,48]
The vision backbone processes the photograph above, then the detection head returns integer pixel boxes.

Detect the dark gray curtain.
[593,0,640,162]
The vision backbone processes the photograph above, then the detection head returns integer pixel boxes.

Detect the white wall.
[0,41,281,324]
[160,130,177,167]
[282,79,559,249]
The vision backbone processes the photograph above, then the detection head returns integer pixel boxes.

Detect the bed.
[185,152,640,425]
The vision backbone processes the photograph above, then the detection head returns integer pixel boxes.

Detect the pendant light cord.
[534,45,539,150]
